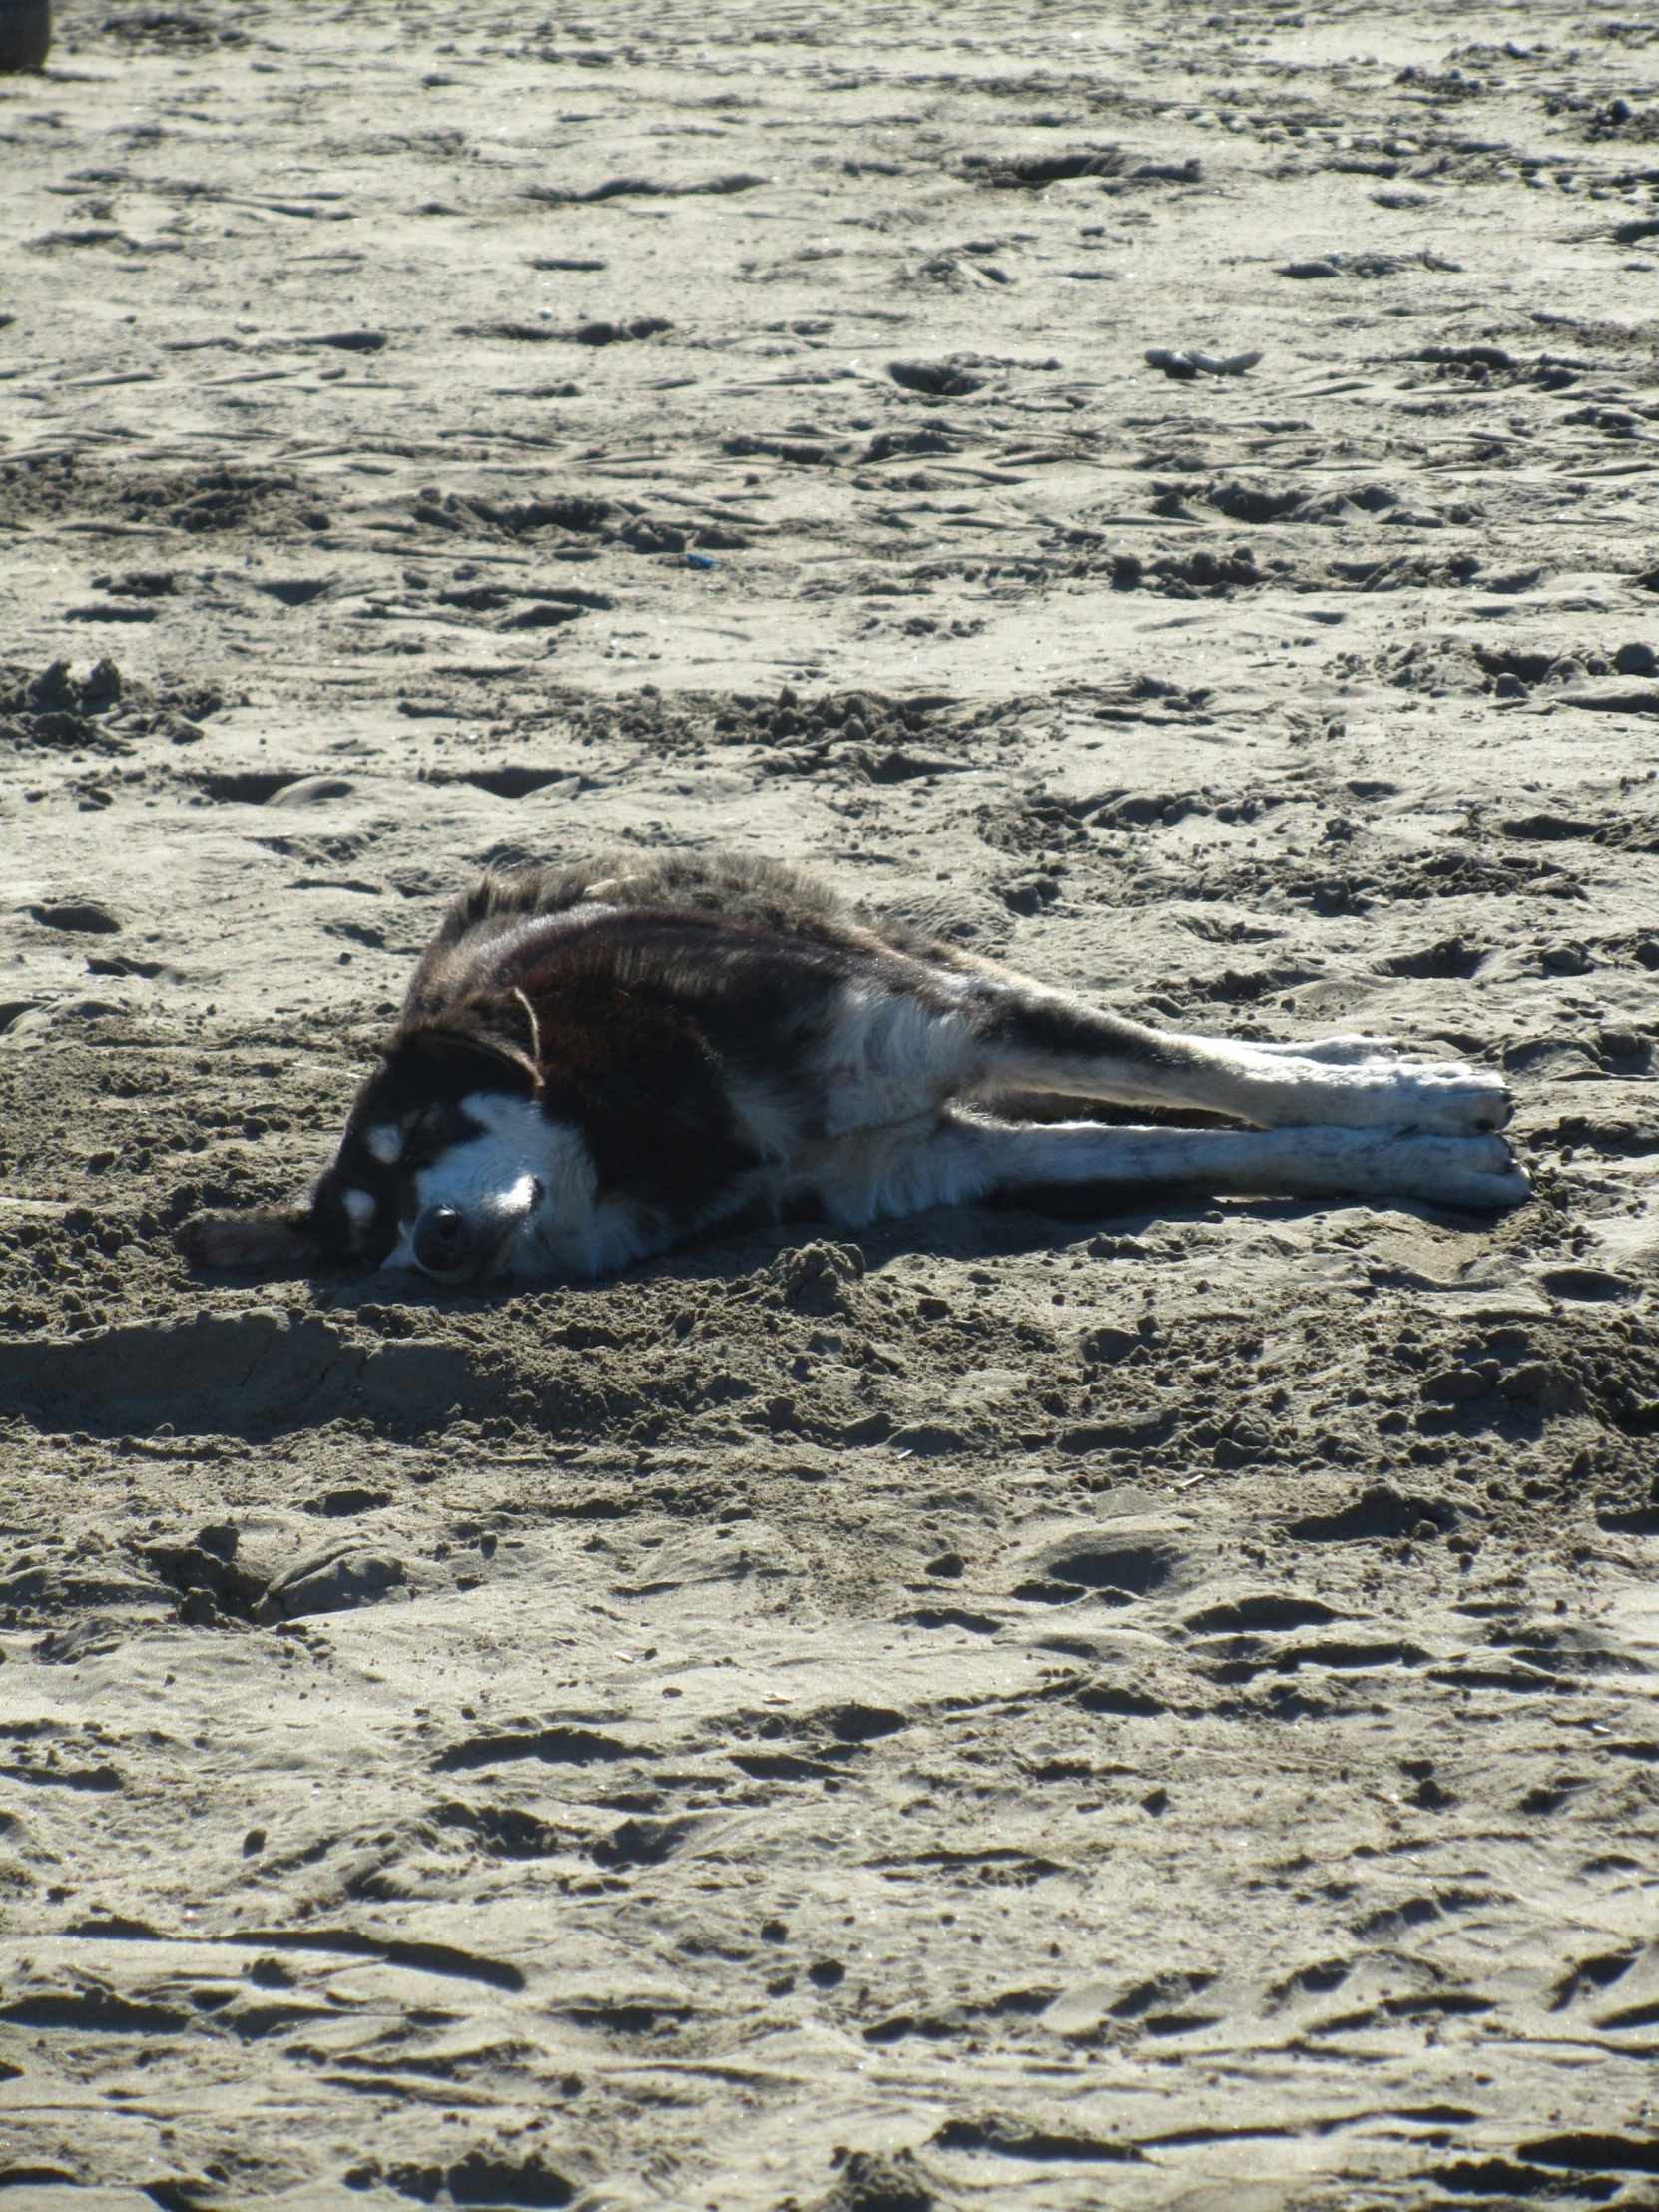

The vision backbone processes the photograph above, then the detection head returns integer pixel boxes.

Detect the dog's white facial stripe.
[365,1123,403,1165]
[391,1092,598,1279]
[341,1187,377,1234]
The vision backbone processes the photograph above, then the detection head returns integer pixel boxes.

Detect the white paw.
[1370,1131,1531,1211]
[1246,1056,1512,1136]
[1357,1060,1513,1135]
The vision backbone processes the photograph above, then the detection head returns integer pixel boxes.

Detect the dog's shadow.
[10,1189,1519,1445]
[312,1185,1509,1308]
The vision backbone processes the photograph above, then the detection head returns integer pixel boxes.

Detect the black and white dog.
[180,851,1528,1284]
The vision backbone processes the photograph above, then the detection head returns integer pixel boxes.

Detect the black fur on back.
[404,851,972,1022]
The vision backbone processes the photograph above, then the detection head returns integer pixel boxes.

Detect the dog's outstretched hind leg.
[953,977,1513,1137]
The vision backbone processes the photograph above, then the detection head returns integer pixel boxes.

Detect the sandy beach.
[2,2,1659,2204]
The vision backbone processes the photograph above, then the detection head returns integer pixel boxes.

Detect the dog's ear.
[387,992,541,1090]
[175,1207,319,1272]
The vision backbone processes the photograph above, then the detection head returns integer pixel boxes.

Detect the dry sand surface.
[3,1,1659,2205]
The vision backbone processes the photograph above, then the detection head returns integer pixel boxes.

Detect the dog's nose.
[411,1204,472,1277]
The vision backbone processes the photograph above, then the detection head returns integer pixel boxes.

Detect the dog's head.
[176,993,584,1285]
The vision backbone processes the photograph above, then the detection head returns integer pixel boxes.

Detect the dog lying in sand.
[179,851,1528,1285]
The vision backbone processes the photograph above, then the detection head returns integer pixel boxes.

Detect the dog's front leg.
[963,985,1513,1137]
[800,1114,1528,1224]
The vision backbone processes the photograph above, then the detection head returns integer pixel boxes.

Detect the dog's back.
[404,850,959,1020]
